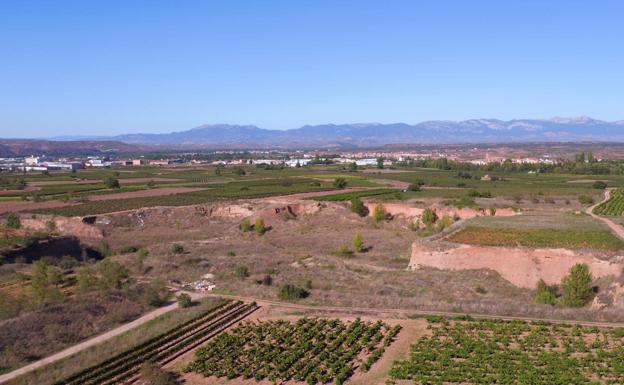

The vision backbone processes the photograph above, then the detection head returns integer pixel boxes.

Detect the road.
[0,290,205,384]
[587,188,624,240]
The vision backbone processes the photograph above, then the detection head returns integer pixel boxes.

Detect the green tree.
[76,266,98,293]
[333,177,348,189]
[347,162,358,172]
[352,232,364,252]
[350,197,367,216]
[141,279,170,307]
[6,212,21,229]
[377,157,384,169]
[95,258,129,291]
[562,263,593,307]
[31,260,64,304]
[278,284,309,300]
[254,218,266,235]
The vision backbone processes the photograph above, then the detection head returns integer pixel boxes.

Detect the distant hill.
[17,117,624,150]
[0,140,145,157]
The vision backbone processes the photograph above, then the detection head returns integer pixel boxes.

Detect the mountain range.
[41,117,624,149]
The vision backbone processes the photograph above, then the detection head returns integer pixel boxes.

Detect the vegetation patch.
[448,226,624,250]
[390,318,624,385]
[312,188,399,201]
[185,317,401,385]
[594,188,624,216]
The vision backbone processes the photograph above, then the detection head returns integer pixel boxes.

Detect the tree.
[350,197,367,216]
[6,212,20,229]
[376,157,384,169]
[561,263,593,307]
[95,258,130,291]
[347,162,358,172]
[233,167,246,176]
[421,208,438,227]
[177,293,193,308]
[372,203,387,224]
[254,218,266,235]
[103,176,120,189]
[333,177,348,189]
[76,266,98,293]
[31,260,64,303]
[352,232,364,252]
[407,183,421,192]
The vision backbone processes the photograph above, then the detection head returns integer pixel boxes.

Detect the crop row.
[594,189,624,216]
[390,318,624,385]
[54,300,257,385]
[185,318,401,385]
[311,188,399,201]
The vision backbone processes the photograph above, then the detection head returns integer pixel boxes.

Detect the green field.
[594,189,624,216]
[390,318,624,385]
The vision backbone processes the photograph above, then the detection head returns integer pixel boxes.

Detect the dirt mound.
[20,215,103,239]
[252,201,325,225]
[409,240,623,288]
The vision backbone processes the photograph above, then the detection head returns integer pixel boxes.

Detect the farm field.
[390,317,624,385]
[185,317,401,384]
[594,189,624,216]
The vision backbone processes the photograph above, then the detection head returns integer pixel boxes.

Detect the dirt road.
[587,189,624,240]
[0,291,205,384]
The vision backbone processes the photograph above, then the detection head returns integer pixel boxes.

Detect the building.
[285,159,311,167]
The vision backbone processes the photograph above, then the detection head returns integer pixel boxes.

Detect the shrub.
[171,244,185,254]
[6,213,20,229]
[333,177,348,189]
[103,177,120,189]
[278,284,309,300]
[561,263,593,307]
[489,207,497,216]
[352,232,364,252]
[239,218,251,232]
[177,293,193,308]
[137,248,149,258]
[350,197,367,216]
[421,208,438,226]
[534,279,557,305]
[140,362,180,385]
[99,241,113,257]
[578,195,595,205]
[372,203,387,224]
[254,218,266,235]
[593,181,607,190]
[258,274,272,286]
[407,183,421,192]
[141,280,170,307]
[235,265,249,279]
[338,244,353,256]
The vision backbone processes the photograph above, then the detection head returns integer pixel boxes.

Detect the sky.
[1,0,623,138]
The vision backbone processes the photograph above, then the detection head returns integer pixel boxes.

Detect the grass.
[312,188,399,201]
[3,297,225,385]
[448,226,624,250]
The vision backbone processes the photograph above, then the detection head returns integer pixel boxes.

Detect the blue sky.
[1,1,623,137]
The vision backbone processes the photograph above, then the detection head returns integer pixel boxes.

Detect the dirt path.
[0,291,206,384]
[587,189,624,240]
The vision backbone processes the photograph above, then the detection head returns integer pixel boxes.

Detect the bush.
[333,177,348,189]
[338,244,353,256]
[235,265,249,279]
[6,213,20,229]
[407,183,421,192]
[593,181,608,190]
[140,362,180,385]
[258,274,272,286]
[141,280,170,307]
[352,232,364,252]
[350,197,367,216]
[372,203,387,224]
[421,208,438,226]
[561,263,593,307]
[239,218,251,232]
[278,284,309,300]
[171,244,185,254]
[534,279,557,305]
[578,195,595,205]
[254,218,266,235]
[177,293,193,308]
[103,177,120,189]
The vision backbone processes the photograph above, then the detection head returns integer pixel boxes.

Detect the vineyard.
[185,318,402,385]
[52,300,258,385]
[594,189,624,216]
[390,317,624,385]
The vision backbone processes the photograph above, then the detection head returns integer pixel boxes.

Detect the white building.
[285,159,311,167]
